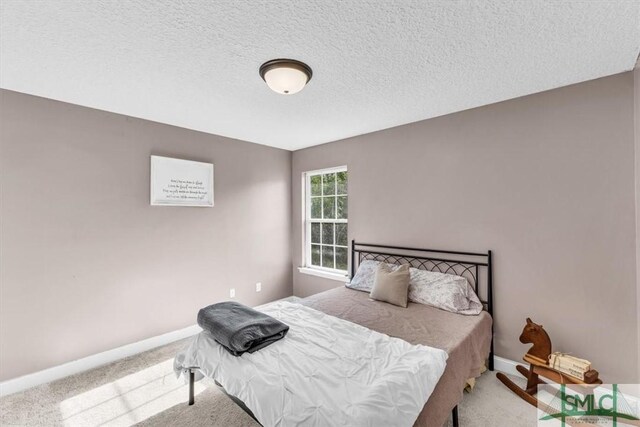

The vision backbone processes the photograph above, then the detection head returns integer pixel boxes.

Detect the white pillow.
[347,260,483,315]
[408,268,483,315]
[347,259,400,292]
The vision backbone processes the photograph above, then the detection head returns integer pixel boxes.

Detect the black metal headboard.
[351,240,494,370]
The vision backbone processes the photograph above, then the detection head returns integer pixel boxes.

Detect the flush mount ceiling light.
[259,59,312,95]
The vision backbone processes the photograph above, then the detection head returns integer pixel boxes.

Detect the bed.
[176,241,494,427]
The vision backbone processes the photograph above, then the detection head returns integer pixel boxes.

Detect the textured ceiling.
[1,1,639,150]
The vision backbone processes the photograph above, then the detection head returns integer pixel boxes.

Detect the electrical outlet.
[256,282,262,292]
[229,288,235,298]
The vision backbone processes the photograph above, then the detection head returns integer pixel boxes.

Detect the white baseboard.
[493,355,525,379]
[0,324,202,397]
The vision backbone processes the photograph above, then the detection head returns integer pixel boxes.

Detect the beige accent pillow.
[369,263,410,308]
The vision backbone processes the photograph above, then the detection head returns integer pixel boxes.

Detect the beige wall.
[0,90,292,381]
[292,72,638,383]
[635,67,640,381]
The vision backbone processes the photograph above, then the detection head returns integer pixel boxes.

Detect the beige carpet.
[1,338,536,427]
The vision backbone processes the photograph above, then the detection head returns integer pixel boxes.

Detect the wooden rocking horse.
[498,319,640,426]
[497,318,602,410]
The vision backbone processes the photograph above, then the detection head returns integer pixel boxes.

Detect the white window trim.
[300,165,348,278]
[297,267,348,282]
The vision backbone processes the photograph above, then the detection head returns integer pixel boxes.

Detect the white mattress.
[174,301,448,427]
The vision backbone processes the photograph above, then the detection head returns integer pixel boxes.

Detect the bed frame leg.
[188,369,195,406]
[489,346,495,371]
[452,405,459,427]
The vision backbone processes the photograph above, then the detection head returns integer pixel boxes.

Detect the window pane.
[322,173,336,195]
[335,247,348,271]
[311,198,322,219]
[311,222,321,244]
[322,246,334,269]
[322,223,334,245]
[336,223,348,247]
[311,245,321,266]
[323,197,336,219]
[310,175,322,196]
[337,171,347,195]
[337,196,348,219]
[306,168,348,272]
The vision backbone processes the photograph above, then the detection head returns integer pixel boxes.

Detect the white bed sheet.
[174,301,448,427]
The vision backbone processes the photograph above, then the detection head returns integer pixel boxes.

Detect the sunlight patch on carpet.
[58,359,205,426]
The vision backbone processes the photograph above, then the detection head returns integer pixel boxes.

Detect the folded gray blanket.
[197,301,289,356]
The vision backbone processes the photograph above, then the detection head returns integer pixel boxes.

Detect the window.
[304,167,348,275]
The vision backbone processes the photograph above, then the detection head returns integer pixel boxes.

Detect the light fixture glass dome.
[259,59,312,95]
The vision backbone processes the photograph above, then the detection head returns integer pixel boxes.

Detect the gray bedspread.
[300,286,492,427]
[197,301,289,356]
